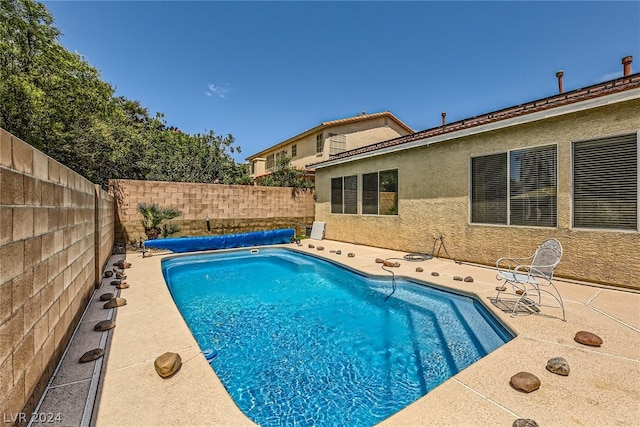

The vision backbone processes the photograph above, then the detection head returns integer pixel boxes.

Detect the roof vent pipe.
[441,112,446,126]
[622,56,633,76]
[556,70,564,94]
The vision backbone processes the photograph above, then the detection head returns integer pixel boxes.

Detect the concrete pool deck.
[34,240,640,426]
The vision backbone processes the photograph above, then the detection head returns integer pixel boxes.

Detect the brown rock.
[103,271,114,278]
[79,348,104,363]
[154,352,182,378]
[463,276,474,283]
[431,272,440,276]
[453,276,463,281]
[335,250,341,255]
[510,372,541,393]
[116,283,130,289]
[115,272,126,280]
[308,244,315,248]
[94,320,116,331]
[375,258,385,263]
[574,331,603,347]
[347,253,355,257]
[496,286,507,291]
[416,267,424,272]
[316,246,324,251]
[110,280,122,286]
[103,297,127,309]
[99,293,115,301]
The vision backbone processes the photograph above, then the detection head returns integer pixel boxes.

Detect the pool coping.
[34,240,640,426]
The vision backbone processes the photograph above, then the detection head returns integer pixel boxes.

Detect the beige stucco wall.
[112,179,315,244]
[0,129,115,419]
[314,99,640,289]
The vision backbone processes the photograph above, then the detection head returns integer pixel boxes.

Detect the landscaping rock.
[116,283,130,289]
[496,286,507,291]
[513,419,539,427]
[335,250,341,255]
[375,258,385,263]
[113,260,131,269]
[115,272,126,280]
[329,250,336,253]
[416,267,424,272]
[510,372,540,393]
[431,272,440,276]
[453,276,463,281]
[316,246,324,251]
[308,244,315,249]
[103,271,114,278]
[347,253,355,257]
[103,297,127,309]
[574,331,603,347]
[154,352,182,378]
[79,348,104,363]
[463,276,474,282]
[99,293,115,301]
[94,320,116,332]
[110,280,121,286]
[546,357,570,376]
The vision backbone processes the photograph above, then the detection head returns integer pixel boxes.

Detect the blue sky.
[44,1,639,162]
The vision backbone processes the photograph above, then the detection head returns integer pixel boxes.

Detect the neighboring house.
[309,56,640,289]
[245,111,413,181]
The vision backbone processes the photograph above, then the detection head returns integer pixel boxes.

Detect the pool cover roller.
[143,228,295,253]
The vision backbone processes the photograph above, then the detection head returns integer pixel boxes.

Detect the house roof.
[308,73,640,170]
[245,111,414,161]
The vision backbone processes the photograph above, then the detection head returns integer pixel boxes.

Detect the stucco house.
[245,111,413,181]
[309,56,639,289]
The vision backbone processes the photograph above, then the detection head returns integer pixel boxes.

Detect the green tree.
[137,203,181,240]
[258,155,314,190]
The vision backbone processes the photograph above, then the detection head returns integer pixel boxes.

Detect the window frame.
[291,144,297,158]
[470,144,558,228]
[316,133,324,155]
[330,175,358,214]
[571,131,639,232]
[361,169,399,216]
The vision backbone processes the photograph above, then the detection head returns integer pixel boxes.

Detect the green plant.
[162,222,181,238]
[137,203,181,240]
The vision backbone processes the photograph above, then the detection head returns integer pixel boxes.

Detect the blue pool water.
[162,248,512,426]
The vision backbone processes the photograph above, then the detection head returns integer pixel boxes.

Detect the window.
[275,149,287,165]
[362,169,398,215]
[573,133,638,230]
[471,145,557,227]
[329,133,346,155]
[316,134,324,154]
[266,154,275,170]
[331,175,357,214]
[291,144,297,158]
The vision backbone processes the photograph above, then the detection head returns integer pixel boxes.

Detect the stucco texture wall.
[314,100,640,288]
[112,179,315,244]
[1,129,114,419]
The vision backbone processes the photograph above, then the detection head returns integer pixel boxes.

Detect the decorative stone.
[94,320,116,332]
[496,286,507,291]
[431,272,440,276]
[516,289,525,295]
[416,267,424,272]
[154,352,182,378]
[463,276,474,283]
[546,357,570,376]
[308,244,315,249]
[513,419,539,427]
[335,250,341,255]
[110,280,121,286]
[574,331,603,347]
[99,293,115,301]
[103,297,127,309]
[510,372,541,393]
[116,283,130,289]
[114,260,132,269]
[347,253,355,257]
[375,258,385,263]
[453,276,463,281]
[329,250,336,253]
[316,246,324,251]
[103,271,114,278]
[115,272,126,280]
[79,348,104,363]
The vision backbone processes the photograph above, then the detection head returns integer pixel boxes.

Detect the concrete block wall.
[0,129,115,421]
[111,179,315,244]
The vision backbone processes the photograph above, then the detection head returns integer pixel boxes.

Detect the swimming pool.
[162,248,512,426]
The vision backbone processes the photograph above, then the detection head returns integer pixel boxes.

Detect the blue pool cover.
[143,228,295,253]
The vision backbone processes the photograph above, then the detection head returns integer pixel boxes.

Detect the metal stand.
[431,235,462,264]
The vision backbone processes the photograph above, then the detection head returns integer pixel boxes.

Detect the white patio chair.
[495,238,565,321]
